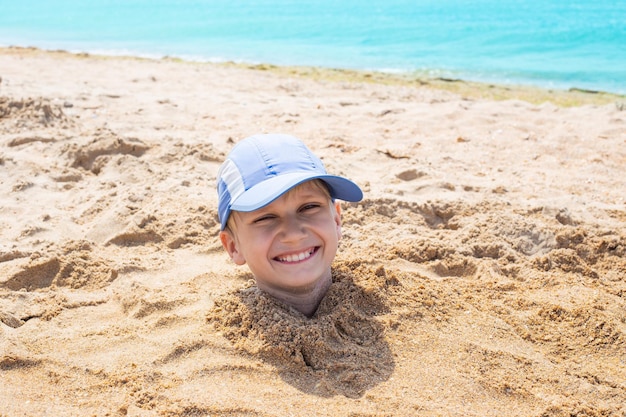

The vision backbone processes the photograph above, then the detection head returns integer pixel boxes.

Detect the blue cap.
[217,134,363,230]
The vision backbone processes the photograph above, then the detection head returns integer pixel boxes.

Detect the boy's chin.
[257,273,331,294]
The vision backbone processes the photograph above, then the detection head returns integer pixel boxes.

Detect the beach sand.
[1,46,625,416]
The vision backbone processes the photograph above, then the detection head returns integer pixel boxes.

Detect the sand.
[1,46,625,417]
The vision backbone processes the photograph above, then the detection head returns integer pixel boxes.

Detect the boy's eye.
[300,203,321,212]
[253,214,275,223]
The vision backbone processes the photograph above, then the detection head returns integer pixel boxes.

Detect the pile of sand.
[1,48,625,416]
[208,263,395,399]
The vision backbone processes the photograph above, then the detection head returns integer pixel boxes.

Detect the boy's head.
[216,134,363,316]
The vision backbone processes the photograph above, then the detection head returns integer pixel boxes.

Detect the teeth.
[278,248,314,263]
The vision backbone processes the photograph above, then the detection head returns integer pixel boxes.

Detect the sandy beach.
[1,46,625,416]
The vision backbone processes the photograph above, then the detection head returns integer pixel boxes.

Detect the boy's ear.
[334,201,342,240]
[219,230,246,265]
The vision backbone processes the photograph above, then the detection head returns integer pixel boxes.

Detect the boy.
[217,134,363,317]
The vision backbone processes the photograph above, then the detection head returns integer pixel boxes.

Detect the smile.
[275,247,318,263]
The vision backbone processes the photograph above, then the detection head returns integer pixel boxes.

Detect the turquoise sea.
[1,0,624,94]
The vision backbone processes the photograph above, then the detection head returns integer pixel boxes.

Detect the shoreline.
[2,45,624,107]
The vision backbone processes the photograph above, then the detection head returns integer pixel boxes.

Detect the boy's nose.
[279,215,307,241]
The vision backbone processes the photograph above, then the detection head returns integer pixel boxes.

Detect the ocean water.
[1,0,624,94]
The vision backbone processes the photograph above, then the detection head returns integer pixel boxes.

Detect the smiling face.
[219,180,342,316]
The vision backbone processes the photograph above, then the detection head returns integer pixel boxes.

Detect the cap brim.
[231,172,363,212]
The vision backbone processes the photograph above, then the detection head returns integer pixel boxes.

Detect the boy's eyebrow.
[290,194,332,205]
[244,193,329,215]
[294,191,328,199]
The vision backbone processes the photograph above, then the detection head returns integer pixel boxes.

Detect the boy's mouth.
[274,247,318,263]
